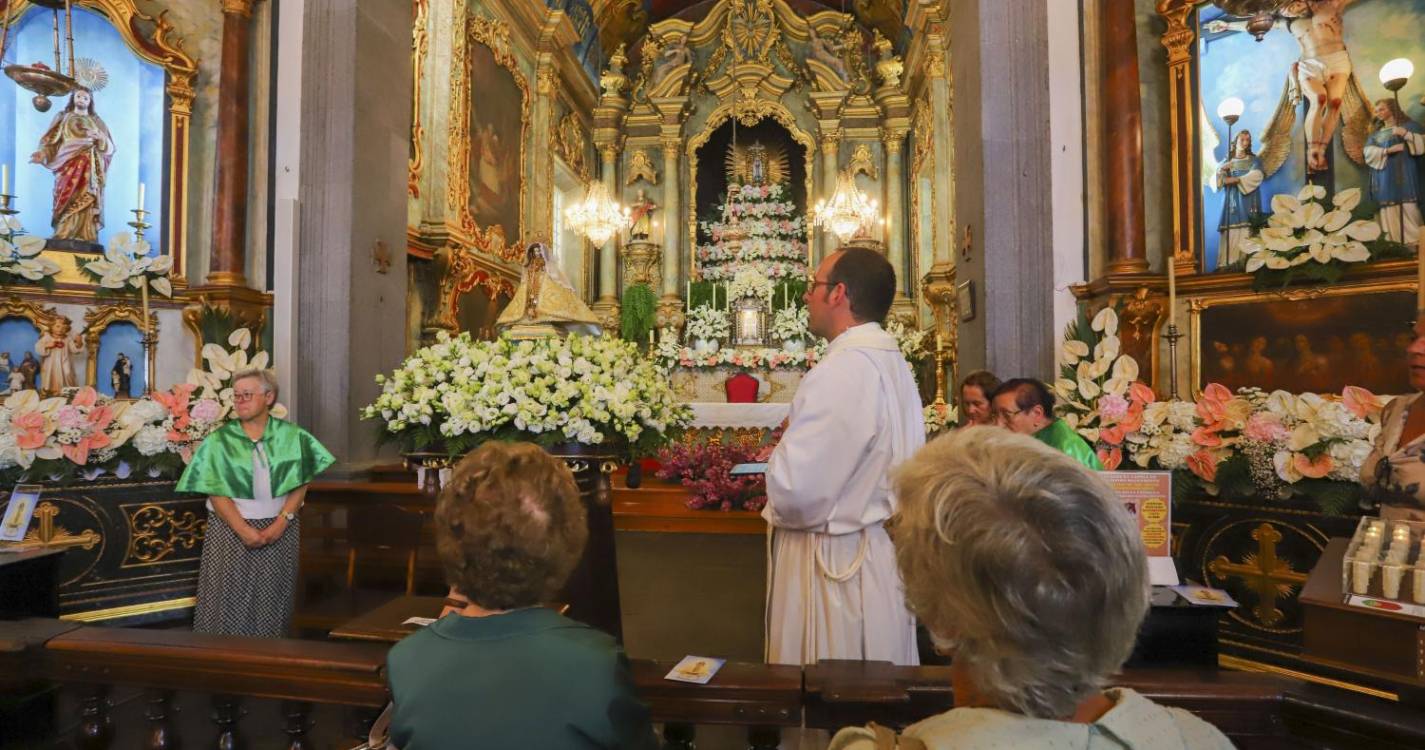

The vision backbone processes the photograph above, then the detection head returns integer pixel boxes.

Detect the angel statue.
[29,59,115,245]
[1213,130,1266,268]
[495,242,602,339]
[1205,1,1366,174]
[1364,97,1425,244]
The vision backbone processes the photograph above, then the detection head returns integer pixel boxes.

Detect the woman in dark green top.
[386,442,657,749]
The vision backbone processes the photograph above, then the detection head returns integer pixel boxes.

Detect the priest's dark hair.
[434,441,587,611]
[992,377,1056,417]
[828,246,896,324]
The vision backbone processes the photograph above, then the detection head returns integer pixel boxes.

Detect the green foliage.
[1211,455,1256,500]
[0,269,55,293]
[620,283,658,343]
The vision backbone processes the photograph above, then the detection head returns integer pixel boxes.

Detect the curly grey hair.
[231,368,279,400]
[892,426,1149,719]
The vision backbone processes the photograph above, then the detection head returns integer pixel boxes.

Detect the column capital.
[536,67,557,96]
[925,48,946,79]
[881,129,907,153]
[220,0,258,18]
[660,136,682,158]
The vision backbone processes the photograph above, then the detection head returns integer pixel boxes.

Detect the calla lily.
[1297,184,1326,202]
[1265,255,1291,269]
[1331,241,1370,263]
[1332,187,1361,211]
[228,328,252,349]
[1288,252,1312,267]
[1094,336,1120,363]
[1091,306,1119,335]
[1112,354,1139,383]
[250,351,270,371]
[1287,424,1320,451]
[1245,255,1267,272]
[1088,357,1112,379]
[12,235,45,257]
[1292,452,1333,479]
[1187,450,1219,482]
[1061,339,1089,365]
[1262,227,1297,252]
[1308,242,1332,264]
[1297,203,1325,229]
[1077,376,1101,400]
[1344,220,1382,242]
[150,277,172,296]
[1342,386,1382,419]
[1320,210,1350,233]
[1238,236,1265,255]
[1271,193,1301,214]
[1103,377,1131,397]
[1099,446,1123,471]
[1274,450,1302,483]
[1054,378,1078,399]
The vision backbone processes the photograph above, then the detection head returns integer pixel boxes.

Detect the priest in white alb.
[763,246,925,666]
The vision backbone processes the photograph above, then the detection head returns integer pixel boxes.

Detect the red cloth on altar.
[725,372,759,403]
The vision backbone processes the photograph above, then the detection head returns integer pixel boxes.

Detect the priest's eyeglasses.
[233,391,262,402]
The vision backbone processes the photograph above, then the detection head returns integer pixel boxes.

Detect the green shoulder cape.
[176,417,335,499]
[1034,418,1105,471]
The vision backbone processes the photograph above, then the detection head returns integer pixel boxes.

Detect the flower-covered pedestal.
[364,332,692,638]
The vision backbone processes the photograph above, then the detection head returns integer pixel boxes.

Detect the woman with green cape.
[178,368,334,637]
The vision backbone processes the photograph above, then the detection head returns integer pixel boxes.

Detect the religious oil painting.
[0,317,42,394]
[466,39,525,247]
[1195,0,1425,271]
[0,5,167,255]
[1196,289,1413,395]
[94,320,144,399]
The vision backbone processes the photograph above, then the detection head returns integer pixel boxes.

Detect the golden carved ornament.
[626,148,658,185]
[0,296,65,337]
[555,114,589,180]
[426,242,518,335]
[621,239,662,289]
[445,14,527,266]
[6,501,100,553]
[125,504,207,565]
[847,143,878,179]
[925,47,946,79]
[537,66,557,95]
[220,0,256,18]
[409,0,428,199]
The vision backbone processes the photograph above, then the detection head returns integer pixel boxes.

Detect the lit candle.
[649,328,656,346]
[686,280,691,313]
[137,181,146,211]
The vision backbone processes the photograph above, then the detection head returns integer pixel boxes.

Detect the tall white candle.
[137,181,146,210]
[2,164,9,196]
[1167,253,1178,329]
[686,280,691,313]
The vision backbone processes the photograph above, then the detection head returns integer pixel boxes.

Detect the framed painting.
[455,15,528,258]
[1190,283,1415,395]
[0,0,195,277]
[1159,0,1425,273]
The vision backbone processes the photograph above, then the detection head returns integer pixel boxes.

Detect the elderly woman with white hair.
[832,427,1234,749]
[178,368,333,637]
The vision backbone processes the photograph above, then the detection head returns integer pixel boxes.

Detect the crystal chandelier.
[564,182,630,247]
[813,171,880,244]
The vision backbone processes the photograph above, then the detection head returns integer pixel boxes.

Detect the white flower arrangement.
[658,343,823,372]
[885,320,929,363]
[727,267,775,302]
[771,305,808,342]
[685,305,731,341]
[81,232,174,297]
[1238,186,1381,273]
[363,332,692,456]
[0,215,60,284]
[923,402,959,437]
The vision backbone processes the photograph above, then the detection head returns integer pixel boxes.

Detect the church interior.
[3,0,1425,746]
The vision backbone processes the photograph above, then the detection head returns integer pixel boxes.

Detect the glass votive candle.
[1352,558,1375,594]
[1383,564,1406,599]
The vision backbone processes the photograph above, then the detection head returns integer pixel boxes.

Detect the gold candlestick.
[933,333,948,406]
[128,208,155,395]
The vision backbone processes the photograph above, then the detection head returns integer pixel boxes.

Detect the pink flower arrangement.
[656,441,767,511]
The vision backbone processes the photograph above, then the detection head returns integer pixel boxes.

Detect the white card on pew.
[730,462,767,476]
[402,616,437,627]
[665,655,725,684]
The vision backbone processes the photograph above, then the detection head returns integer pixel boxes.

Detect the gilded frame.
[1187,277,1417,398]
[447,13,528,265]
[685,99,817,280]
[83,304,156,399]
[1156,0,1201,273]
[908,93,934,300]
[408,0,428,199]
[5,0,198,283]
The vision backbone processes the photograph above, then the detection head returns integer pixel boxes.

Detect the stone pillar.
[277,0,411,467]
[659,136,681,299]
[1101,0,1149,274]
[883,131,909,296]
[531,66,558,241]
[598,145,618,299]
[819,131,840,260]
[209,0,259,287]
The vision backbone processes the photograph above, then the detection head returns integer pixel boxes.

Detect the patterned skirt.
[192,512,299,638]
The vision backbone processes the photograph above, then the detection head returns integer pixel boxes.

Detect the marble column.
[883,132,908,291]
[531,66,558,240]
[209,0,259,287]
[1101,0,1148,274]
[597,145,619,301]
[820,131,840,260]
[659,137,681,298]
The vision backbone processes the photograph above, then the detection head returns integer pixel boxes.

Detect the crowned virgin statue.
[496,242,602,339]
[30,60,115,247]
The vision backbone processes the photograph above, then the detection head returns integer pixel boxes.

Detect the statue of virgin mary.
[495,242,603,339]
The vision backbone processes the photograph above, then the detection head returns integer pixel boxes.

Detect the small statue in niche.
[628,189,658,240]
[0,352,11,387]
[111,352,133,398]
[36,317,83,395]
[17,352,37,392]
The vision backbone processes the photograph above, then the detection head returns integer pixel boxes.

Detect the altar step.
[611,476,765,535]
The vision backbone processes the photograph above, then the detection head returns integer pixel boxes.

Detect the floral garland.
[697,181,808,283]
[0,328,272,485]
[657,342,825,371]
[699,260,805,283]
[1054,309,1383,513]
[363,332,692,458]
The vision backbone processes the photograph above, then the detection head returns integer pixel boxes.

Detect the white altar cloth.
[689,402,790,430]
